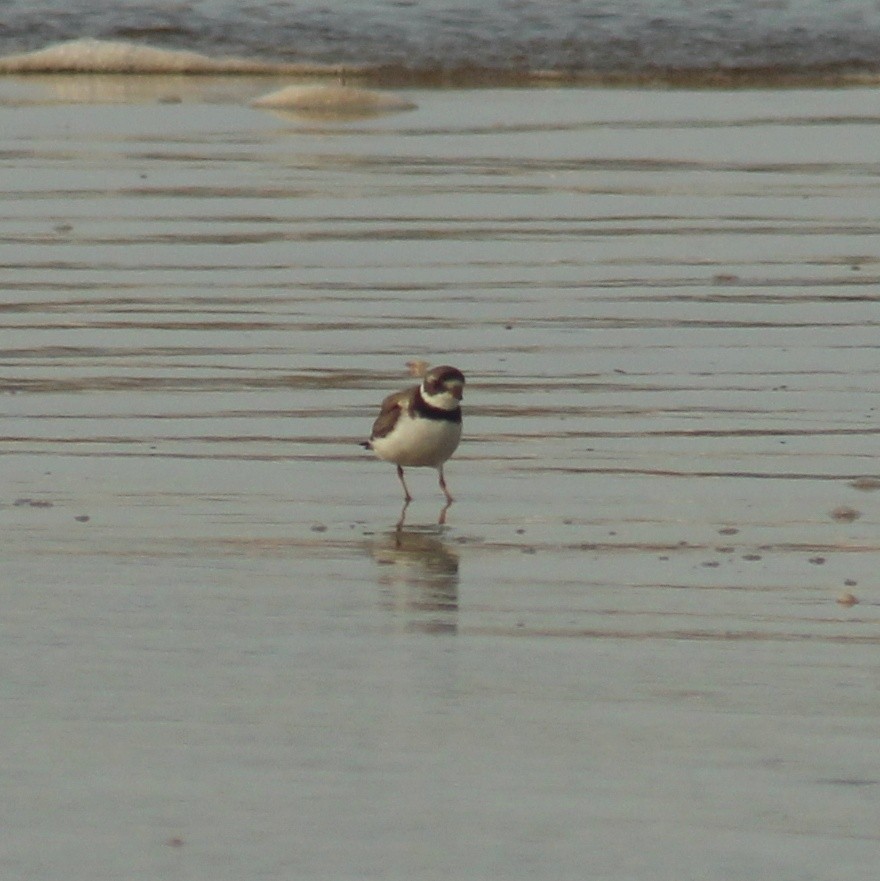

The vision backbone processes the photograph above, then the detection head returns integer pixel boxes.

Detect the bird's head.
[422,365,465,407]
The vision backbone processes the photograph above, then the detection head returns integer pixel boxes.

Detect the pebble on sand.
[849,476,880,492]
[829,505,861,522]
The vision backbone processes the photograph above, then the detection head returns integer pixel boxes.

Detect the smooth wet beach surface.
[2,79,879,878]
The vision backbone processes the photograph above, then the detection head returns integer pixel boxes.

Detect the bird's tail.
[359,440,372,449]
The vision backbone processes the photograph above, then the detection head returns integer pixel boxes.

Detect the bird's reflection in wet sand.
[371,513,459,634]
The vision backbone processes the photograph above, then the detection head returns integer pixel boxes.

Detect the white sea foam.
[0,38,321,75]
[252,84,416,117]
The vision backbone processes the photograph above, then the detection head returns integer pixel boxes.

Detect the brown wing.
[369,385,417,440]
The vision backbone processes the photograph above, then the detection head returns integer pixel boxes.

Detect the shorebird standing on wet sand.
[361,365,465,509]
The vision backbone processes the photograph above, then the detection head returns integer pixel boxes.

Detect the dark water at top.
[3,0,880,81]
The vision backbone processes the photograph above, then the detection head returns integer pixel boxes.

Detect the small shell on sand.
[252,84,416,117]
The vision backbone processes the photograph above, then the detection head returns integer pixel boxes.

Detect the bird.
[361,365,465,507]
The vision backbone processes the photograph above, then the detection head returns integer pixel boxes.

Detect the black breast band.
[412,389,462,423]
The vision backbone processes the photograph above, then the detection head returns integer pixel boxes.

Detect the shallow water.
[2,80,880,879]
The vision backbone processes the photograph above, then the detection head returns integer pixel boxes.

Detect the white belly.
[371,412,461,467]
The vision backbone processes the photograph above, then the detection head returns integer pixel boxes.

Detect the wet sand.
[2,78,879,879]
